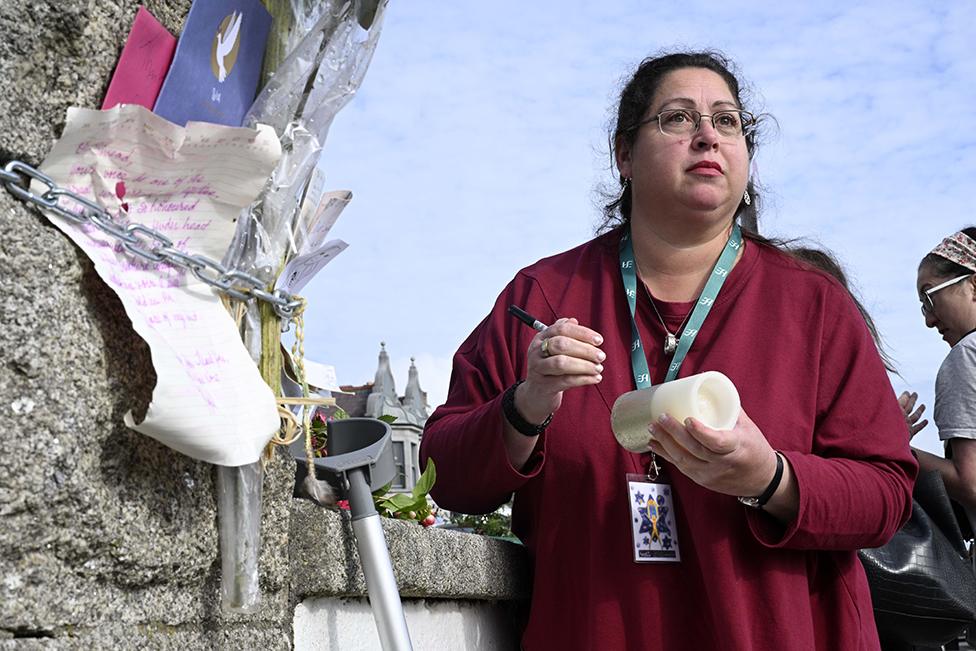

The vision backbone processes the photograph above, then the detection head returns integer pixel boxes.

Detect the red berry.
[421,515,436,527]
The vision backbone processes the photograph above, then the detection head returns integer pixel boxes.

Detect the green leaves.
[371,459,436,524]
[412,457,436,497]
[449,509,513,538]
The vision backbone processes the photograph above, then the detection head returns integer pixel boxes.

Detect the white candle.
[610,371,741,453]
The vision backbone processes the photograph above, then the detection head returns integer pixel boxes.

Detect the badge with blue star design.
[627,475,680,562]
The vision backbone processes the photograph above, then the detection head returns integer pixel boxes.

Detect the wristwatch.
[502,380,553,437]
[737,453,785,509]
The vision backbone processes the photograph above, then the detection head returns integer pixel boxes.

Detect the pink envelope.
[102,6,177,110]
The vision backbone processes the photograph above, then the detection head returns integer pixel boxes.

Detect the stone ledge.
[293,597,525,650]
[288,500,531,602]
[0,621,290,651]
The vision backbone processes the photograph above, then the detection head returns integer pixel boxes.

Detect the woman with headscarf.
[907,227,976,532]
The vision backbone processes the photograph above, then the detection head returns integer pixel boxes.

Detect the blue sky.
[308,2,976,455]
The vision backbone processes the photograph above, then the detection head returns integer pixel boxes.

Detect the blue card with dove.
[153,0,271,127]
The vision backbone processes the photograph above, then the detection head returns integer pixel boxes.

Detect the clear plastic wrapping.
[224,0,387,278]
[217,462,264,613]
[215,0,388,614]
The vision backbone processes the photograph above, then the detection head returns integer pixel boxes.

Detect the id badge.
[627,474,680,563]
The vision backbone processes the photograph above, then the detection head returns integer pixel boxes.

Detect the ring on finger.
[541,338,551,358]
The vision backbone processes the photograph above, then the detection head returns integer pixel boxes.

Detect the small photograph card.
[153,0,271,127]
[101,6,177,110]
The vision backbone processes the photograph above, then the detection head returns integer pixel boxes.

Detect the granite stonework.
[0,1,192,166]
[289,501,530,602]
[0,2,529,648]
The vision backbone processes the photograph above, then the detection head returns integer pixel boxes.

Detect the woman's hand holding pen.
[516,317,606,425]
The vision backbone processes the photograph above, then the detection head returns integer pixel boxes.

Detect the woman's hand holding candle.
[648,408,799,522]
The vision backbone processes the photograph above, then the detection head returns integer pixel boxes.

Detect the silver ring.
[541,338,551,358]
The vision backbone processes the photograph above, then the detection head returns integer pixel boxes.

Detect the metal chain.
[1,160,304,323]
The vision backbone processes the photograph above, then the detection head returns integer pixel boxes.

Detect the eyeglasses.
[920,273,974,316]
[638,109,756,138]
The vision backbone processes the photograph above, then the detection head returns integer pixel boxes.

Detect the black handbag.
[858,470,976,647]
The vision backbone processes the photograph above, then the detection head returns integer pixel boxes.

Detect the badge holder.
[627,468,681,563]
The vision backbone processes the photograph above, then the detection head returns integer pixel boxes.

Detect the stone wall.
[0,2,529,648]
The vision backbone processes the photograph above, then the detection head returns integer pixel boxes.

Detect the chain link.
[2,160,302,322]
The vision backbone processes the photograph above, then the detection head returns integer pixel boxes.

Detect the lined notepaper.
[37,104,281,466]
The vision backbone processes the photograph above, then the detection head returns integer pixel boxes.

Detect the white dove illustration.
[214,11,242,83]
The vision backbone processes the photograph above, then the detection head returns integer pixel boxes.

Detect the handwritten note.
[101,7,177,110]
[275,239,347,295]
[295,189,352,255]
[36,104,282,466]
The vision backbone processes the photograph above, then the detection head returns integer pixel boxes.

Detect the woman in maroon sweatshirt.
[421,50,916,651]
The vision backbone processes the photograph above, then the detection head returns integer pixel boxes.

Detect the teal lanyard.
[619,224,742,389]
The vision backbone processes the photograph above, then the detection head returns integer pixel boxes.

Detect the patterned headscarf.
[930,231,976,274]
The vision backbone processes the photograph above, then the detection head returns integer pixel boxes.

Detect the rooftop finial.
[404,355,429,420]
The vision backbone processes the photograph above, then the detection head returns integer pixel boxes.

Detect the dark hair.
[598,50,895,371]
[919,227,976,278]
[789,248,895,372]
[600,50,769,233]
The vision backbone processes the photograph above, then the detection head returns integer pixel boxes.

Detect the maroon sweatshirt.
[421,229,916,651]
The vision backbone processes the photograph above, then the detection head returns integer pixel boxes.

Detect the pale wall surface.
[294,598,523,651]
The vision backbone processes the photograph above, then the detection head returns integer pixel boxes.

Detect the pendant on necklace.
[664,333,677,355]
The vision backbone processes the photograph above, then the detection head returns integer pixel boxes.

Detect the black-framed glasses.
[637,109,756,138]
[920,273,974,316]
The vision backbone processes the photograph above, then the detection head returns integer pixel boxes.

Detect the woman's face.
[616,67,750,225]
[917,263,976,346]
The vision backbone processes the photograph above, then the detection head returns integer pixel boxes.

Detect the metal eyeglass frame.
[636,109,757,138]
[920,273,975,315]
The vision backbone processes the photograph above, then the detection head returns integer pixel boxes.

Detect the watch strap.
[738,452,784,509]
[502,380,553,437]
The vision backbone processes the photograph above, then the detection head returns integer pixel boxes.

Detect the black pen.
[508,305,548,332]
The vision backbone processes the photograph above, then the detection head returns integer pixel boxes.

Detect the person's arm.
[647,282,915,545]
[915,441,976,510]
[420,273,603,514]
[743,283,917,550]
[649,409,800,524]
[503,318,604,468]
[915,342,976,511]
